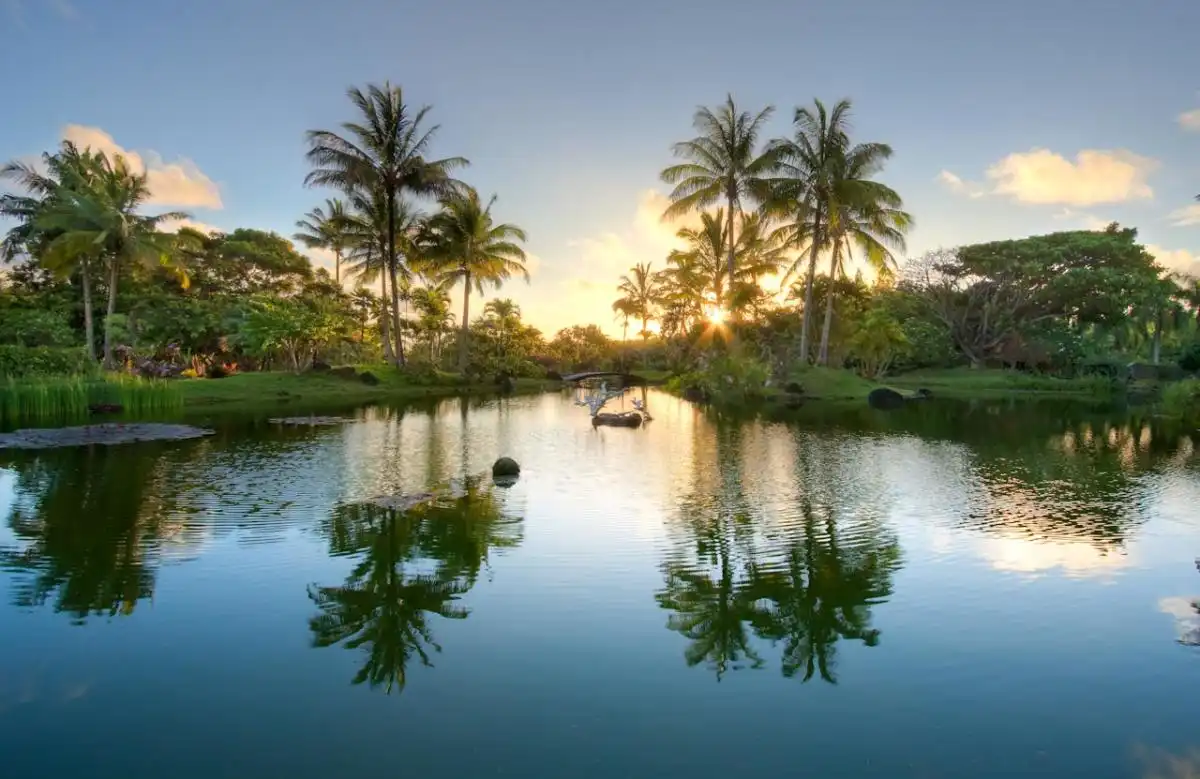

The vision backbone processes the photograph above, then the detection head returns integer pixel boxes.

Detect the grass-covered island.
[3,85,1200,424]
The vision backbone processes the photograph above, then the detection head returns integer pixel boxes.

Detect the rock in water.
[492,457,521,478]
[867,387,906,410]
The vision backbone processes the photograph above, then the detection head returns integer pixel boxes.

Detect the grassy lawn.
[886,367,1115,398]
[178,367,556,410]
[783,366,882,400]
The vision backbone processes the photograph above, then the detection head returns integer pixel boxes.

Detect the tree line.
[614,94,1200,381]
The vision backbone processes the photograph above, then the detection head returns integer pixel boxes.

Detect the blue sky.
[2,0,1199,334]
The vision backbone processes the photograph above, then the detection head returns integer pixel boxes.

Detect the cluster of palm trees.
[1,142,193,368]
[297,83,529,369]
[618,95,913,365]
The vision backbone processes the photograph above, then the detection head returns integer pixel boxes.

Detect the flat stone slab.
[0,423,215,450]
[268,416,353,426]
[361,473,492,512]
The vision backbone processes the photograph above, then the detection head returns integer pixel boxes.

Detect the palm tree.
[411,282,455,363]
[1,142,109,361]
[614,262,660,340]
[340,189,425,363]
[661,95,777,307]
[484,298,522,365]
[305,82,468,365]
[767,98,854,363]
[294,198,350,285]
[814,142,911,364]
[34,152,189,368]
[421,189,528,371]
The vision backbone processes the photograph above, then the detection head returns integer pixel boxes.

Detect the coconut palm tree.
[305,82,468,364]
[294,198,350,285]
[766,98,854,363]
[1,142,110,361]
[661,95,777,307]
[411,282,455,363]
[340,188,425,362]
[614,262,660,340]
[814,146,911,364]
[421,189,528,371]
[34,152,190,368]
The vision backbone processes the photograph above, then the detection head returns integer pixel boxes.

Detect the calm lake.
[2,390,1200,778]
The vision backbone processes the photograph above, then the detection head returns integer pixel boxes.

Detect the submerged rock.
[268,416,352,426]
[492,457,521,477]
[867,387,906,410]
[0,423,215,450]
[362,479,474,512]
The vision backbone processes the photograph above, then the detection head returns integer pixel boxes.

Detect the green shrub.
[1162,379,1200,420]
[0,345,97,378]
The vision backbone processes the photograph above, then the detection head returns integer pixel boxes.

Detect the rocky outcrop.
[867,387,906,410]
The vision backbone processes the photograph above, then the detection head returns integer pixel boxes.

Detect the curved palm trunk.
[80,259,96,362]
[641,316,650,342]
[334,249,341,286]
[798,209,823,364]
[817,237,842,365]
[458,270,471,372]
[102,256,120,370]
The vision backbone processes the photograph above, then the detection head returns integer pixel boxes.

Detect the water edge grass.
[0,374,183,424]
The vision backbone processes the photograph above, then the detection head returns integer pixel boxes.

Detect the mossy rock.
[359,371,380,386]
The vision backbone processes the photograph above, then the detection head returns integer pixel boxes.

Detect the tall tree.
[341,188,424,363]
[767,98,854,363]
[421,189,528,371]
[305,82,467,365]
[814,138,911,364]
[661,95,777,307]
[294,198,350,285]
[614,262,660,340]
[1,142,109,361]
[34,152,189,368]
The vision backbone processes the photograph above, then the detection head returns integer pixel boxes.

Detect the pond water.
[2,390,1200,778]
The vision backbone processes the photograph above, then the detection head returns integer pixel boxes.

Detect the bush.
[0,345,96,378]
[1162,379,1200,420]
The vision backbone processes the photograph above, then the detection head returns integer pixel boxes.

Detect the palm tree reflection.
[309,477,522,694]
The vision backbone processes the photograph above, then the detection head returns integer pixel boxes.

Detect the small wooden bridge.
[560,371,648,385]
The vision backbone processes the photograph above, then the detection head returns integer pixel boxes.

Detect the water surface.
[2,391,1199,778]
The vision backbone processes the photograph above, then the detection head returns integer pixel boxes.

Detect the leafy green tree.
[2,142,112,360]
[421,188,529,370]
[904,226,1166,368]
[547,324,614,371]
[305,82,467,365]
[661,95,777,304]
[33,151,190,368]
[294,198,350,285]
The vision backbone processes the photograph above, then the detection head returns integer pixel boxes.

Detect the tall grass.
[0,375,183,425]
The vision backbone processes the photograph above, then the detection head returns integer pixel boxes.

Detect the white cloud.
[981,534,1129,580]
[159,217,223,236]
[936,170,985,198]
[61,125,222,209]
[986,148,1158,206]
[1168,203,1200,227]
[1178,109,1200,132]
[1052,208,1111,231]
[1146,244,1200,278]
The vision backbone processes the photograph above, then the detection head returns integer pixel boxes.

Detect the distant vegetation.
[2,85,1199,416]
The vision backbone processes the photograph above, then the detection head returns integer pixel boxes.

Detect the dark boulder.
[309,360,332,373]
[867,387,906,410]
[784,381,804,395]
[492,457,521,478]
[359,371,380,386]
[912,387,934,400]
